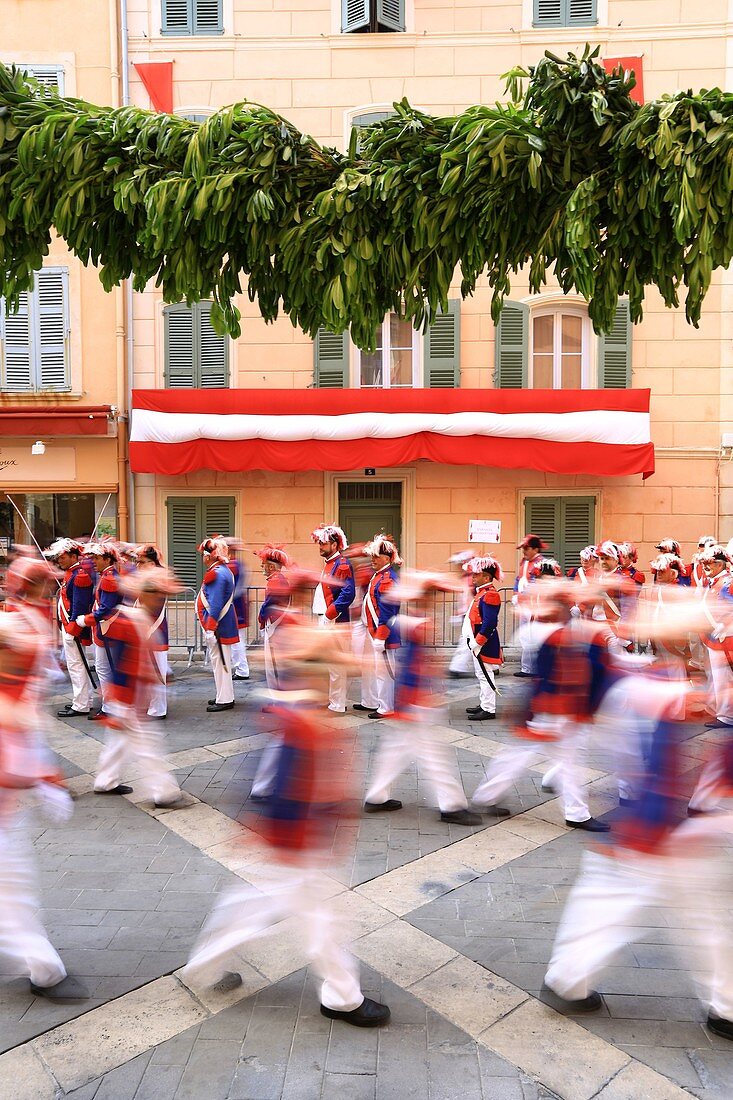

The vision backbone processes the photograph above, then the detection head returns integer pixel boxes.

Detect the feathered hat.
[463,556,503,581]
[311,524,348,551]
[364,536,403,566]
[255,543,289,567]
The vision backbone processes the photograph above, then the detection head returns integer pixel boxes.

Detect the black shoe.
[210,971,243,994]
[207,702,235,712]
[565,817,610,833]
[707,1012,733,1040]
[449,671,471,679]
[470,710,495,721]
[154,794,185,808]
[148,714,167,721]
[367,711,392,719]
[31,975,88,1004]
[364,799,402,813]
[541,782,556,793]
[352,703,372,712]
[320,997,390,1027]
[705,719,732,729]
[466,706,483,715]
[87,710,106,721]
[619,797,637,807]
[57,705,90,718]
[233,674,250,681]
[96,784,133,796]
[440,809,483,826]
[249,793,270,804]
[513,671,533,678]
[540,983,602,1014]
[484,805,511,818]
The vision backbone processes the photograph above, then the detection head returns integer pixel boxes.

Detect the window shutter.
[533,0,563,26]
[314,329,349,387]
[524,497,560,562]
[377,0,405,31]
[164,304,195,387]
[194,0,223,34]
[567,0,596,25]
[598,300,631,389]
[1,291,33,392]
[495,301,528,388]
[166,498,201,590]
[36,269,69,391]
[342,0,370,33]
[424,300,459,388]
[560,497,595,574]
[20,65,64,94]
[162,0,192,34]
[197,303,228,387]
[203,497,235,541]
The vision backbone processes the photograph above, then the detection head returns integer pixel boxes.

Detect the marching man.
[463,556,503,721]
[227,539,250,681]
[311,524,355,714]
[135,544,170,720]
[698,544,733,730]
[196,537,238,714]
[514,534,547,676]
[78,541,123,722]
[257,545,292,691]
[363,537,401,719]
[45,538,96,718]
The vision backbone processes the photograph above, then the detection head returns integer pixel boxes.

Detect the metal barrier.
[168,585,519,659]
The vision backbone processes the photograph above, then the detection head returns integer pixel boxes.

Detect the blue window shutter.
[164,303,195,387]
[423,300,460,388]
[194,0,224,34]
[197,302,229,387]
[36,268,70,391]
[495,301,528,388]
[377,0,405,31]
[162,0,193,35]
[1,290,33,392]
[598,300,631,389]
[567,0,597,26]
[314,329,349,387]
[342,0,370,33]
[533,0,563,26]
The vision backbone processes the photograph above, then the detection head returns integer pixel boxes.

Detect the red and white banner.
[130,389,654,478]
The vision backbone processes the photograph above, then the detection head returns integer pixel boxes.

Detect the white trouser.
[449,614,474,675]
[473,718,590,822]
[689,750,730,813]
[94,641,112,712]
[182,865,363,1012]
[263,628,281,692]
[231,628,250,678]
[205,632,234,705]
[544,838,733,1019]
[94,704,181,803]
[147,650,168,717]
[0,804,66,987]
[518,610,535,674]
[62,632,93,712]
[318,617,348,712]
[707,648,733,724]
[472,656,496,714]
[354,621,378,710]
[371,639,395,716]
[251,739,281,798]
[365,709,468,812]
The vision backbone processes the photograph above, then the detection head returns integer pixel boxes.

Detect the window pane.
[533,315,553,355]
[533,354,554,389]
[561,354,582,389]
[390,314,412,349]
[561,314,582,354]
[390,347,413,387]
[360,327,383,387]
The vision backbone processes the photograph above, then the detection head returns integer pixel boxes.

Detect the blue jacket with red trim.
[84,566,123,645]
[259,571,292,628]
[468,584,502,665]
[227,558,249,629]
[59,562,94,644]
[321,554,355,623]
[196,562,238,644]
[364,566,400,647]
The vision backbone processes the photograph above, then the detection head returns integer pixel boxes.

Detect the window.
[342,0,404,33]
[166,496,235,591]
[0,492,117,549]
[349,108,395,154]
[1,268,70,393]
[533,0,596,27]
[18,65,65,95]
[177,109,214,123]
[495,299,631,389]
[524,496,595,573]
[164,301,228,388]
[313,301,460,388]
[161,0,223,36]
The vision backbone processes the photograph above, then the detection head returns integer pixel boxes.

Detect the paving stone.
[376,1022,429,1100]
[322,1072,376,1100]
[173,1038,239,1100]
[134,1063,185,1100]
[93,1051,151,1100]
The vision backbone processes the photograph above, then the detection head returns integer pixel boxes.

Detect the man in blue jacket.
[196,537,238,713]
[311,524,355,714]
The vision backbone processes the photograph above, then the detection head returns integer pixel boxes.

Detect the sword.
[74,636,99,690]
[381,648,395,681]
[467,638,500,696]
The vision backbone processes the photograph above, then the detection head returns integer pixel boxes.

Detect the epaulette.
[75,572,93,588]
[100,573,118,593]
[335,562,352,579]
[203,567,218,585]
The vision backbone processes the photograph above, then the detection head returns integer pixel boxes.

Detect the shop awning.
[0,405,115,436]
[130,389,654,479]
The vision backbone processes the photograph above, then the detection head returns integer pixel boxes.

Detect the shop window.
[342,0,404,32]
[0,492,117,551]
[495,299,631,389]
[164,301,229,388]
[0,268,70,393]
[313,302,460,389]
[524,495,595,573]
[533,0,596,27]
[166,496,235,591]
[161,0,223,35]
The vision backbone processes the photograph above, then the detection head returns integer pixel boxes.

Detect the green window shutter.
[423,299,459,388]
[36,268,70,391]
[164,303,195,387]
[377,0,405,31]
[559,497,595,574]
[495,301,528,388]
[533,0,563,26]
[314,328,349,387]
[203,497,235,542]
[197,302,228,387]
[1,290,33,392]
[524,497,560,562]
[598,300,631,389]
[166,497,201,590]
[162,0,193,34]
[567,0,597,26]
[342,0,370,32]
[194,0,223,34]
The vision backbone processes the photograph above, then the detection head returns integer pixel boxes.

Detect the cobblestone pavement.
[0,659,730,1099]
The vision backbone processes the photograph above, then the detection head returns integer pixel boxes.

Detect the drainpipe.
[109,0,129,538]
[119,0,136,540]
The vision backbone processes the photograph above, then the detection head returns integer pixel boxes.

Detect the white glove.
[469,640,482,658]
[570,605,581,619]
[36,783,73,824]
[75,615,87,628]
[373,638,386,654]
[713,623,728,643]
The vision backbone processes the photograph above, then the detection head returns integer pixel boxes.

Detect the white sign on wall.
[468,519,501,544]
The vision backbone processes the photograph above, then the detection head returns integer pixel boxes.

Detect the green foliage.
[0,48,730,348]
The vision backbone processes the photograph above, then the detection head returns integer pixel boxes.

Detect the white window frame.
[176,107,215,122]
[16,63,65,94]
[353,313,422,390]
[528,302,592,390]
